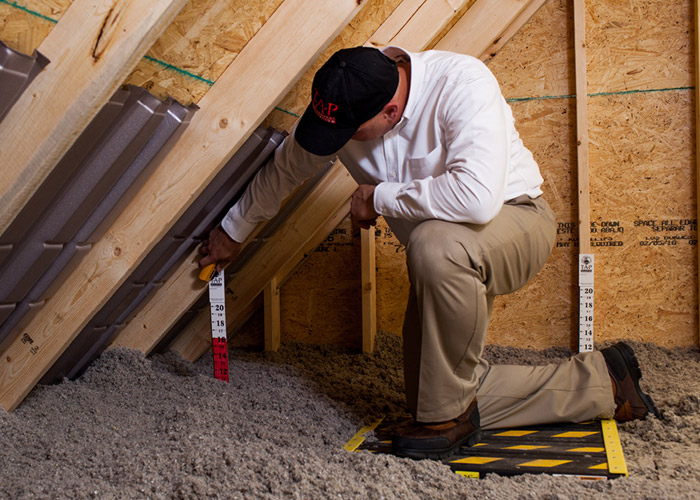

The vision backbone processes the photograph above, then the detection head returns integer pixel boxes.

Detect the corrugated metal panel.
[0,86,197,350]
[0,40,49,123]
[40,126,286,384]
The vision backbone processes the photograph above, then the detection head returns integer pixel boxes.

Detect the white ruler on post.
[578,254,594,352]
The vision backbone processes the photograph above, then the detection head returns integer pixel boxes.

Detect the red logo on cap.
[312,88,338,124]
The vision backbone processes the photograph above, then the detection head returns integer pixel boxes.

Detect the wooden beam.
[0,0,365,412]
[264,277,281,352]
[361,227,377,354]
[574,0,590,255]
[170,163,357,362]
[574,0,593,354]
[0,0,188,235]
[367,0,470,51]
[478,0,546,63]
[434,0,531,55]
[695,0,699,346]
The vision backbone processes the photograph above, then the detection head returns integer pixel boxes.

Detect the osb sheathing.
[0,0,696,349]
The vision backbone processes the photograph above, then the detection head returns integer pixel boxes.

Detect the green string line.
[275,107,300,117]
[506,86,693,103]
[142,55,214,85]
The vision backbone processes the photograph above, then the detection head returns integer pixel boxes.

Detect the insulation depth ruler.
[578,255,594,352]
[201,264,229,382]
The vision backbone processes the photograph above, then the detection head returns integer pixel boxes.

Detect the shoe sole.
[614,342,660,418]
[392,428,483,460]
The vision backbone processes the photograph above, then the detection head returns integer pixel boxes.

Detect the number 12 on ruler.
[209,270,229,382]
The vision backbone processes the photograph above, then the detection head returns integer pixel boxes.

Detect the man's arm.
[350,184,379,229]
[198,126,336,270]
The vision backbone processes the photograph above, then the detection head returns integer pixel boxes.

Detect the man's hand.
[351,184,379,230]
[198,227,242,271]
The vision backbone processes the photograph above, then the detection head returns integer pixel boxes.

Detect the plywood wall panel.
[586,0,692,93]
[279,218,362,347]
[587,90,696,346]
[273,0,698,349]
[0,1,70,53]
[488,97,578,349]
[487,0,572,99]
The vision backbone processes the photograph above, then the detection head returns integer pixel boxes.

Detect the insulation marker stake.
[578,254,594,353]
[201,264,229,382]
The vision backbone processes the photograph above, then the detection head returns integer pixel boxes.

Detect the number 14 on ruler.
[209,270,229,382]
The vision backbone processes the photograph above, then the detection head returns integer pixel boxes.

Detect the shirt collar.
[381,46,425,129]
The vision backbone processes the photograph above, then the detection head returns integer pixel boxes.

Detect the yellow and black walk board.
[345,419,627,480]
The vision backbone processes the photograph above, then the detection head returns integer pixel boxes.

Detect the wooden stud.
[264,277,281,352]
[367,0,469,51]
[0,0,366,412]
[117,0,544,362]
[361,227,377,354]
[478,0,545,63]
[0,0,188,235]
[574,0,590,254]
[434,0,531,55]
[696,0,700,345]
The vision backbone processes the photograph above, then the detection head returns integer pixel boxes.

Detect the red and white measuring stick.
[200,264,229,382]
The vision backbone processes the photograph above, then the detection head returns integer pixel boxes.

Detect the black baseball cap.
[295,47,399,156]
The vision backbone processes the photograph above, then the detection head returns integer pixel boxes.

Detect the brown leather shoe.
[391,399,481,460]
[601,342,659,421]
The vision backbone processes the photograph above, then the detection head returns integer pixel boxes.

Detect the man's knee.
[406,221,480,284]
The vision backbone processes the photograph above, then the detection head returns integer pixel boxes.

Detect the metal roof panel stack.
[0,85,197,351]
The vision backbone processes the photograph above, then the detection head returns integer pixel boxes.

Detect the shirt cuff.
[221,204,257,243]
[373,181,403,218]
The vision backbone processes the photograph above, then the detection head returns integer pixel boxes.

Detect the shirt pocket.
[406,146,445,179]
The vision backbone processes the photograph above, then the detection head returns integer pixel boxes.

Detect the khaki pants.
[402,196,615,428]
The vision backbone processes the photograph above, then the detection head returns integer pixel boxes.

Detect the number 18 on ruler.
[208,269,229,382]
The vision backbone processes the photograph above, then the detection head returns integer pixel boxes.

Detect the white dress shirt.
[222,47,543,245]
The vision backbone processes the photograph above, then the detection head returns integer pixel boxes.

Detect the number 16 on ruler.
[209,270,229,382]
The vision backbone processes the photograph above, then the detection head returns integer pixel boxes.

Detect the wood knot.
[114,247,121,257]
[219,118,228,129]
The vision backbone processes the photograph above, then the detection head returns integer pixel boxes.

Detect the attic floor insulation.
[1,333,699,499]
